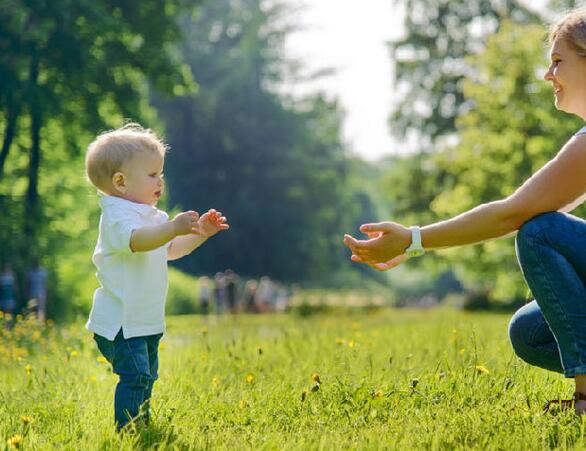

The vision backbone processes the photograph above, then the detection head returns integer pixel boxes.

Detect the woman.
[344,9,586,414]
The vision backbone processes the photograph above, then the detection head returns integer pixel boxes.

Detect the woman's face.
[545,38,586,118]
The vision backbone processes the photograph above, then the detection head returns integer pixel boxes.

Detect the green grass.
[1,308,586,450]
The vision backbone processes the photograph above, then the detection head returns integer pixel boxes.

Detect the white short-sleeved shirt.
[86,195,170,340]
[576,126,586,137]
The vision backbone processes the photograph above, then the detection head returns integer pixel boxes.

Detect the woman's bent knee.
[508,302,543,359]
[517,212,564,245]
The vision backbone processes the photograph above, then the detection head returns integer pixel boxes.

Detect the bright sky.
[282,0,548,161]
[283,0,403,161]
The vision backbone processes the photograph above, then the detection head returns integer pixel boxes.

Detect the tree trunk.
[0,104,19,181]
[25,54,42,248]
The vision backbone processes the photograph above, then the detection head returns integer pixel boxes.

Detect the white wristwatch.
[405,226,425,257]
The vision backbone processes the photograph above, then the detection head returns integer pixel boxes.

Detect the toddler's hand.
[198,209,230,238]
[172,211,200,236]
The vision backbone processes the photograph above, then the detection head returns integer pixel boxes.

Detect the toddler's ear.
[112,172,126,193]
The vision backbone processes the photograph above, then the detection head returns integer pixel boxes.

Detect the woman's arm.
[345,135,586,264]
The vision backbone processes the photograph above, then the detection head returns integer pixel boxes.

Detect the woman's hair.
[549,8,586,56]
[85,123,168,193]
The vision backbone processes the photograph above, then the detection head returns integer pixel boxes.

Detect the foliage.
[166,267,200,315]
[389,0,539,145]
[0,0,196,317]
[0,309,582,448]
[430,21,583,303]
[154,0,363,282]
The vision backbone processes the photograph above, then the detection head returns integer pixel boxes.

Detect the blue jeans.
[94,329,163,430]
[510,212,586,378]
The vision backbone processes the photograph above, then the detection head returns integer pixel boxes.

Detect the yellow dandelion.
[239,400,249,409]
[373,390,384,398]
[245,373,254,383]
[311,372,321,383]
[90,375,97,382]
[24,364,33,375]
[159,343,167,350]
[475,365,490,375]
[96,356,108,364]
[20,416,32,425]
[70,350,79,358]
[335,338,346,345]
[459,348,466,354]
[348,340,356,348]
[7,435,23,448]
[212,377,220,388]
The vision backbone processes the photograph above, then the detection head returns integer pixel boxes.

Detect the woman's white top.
[86,195,170,340]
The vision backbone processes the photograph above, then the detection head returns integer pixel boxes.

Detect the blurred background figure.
[198,276,211,315]
[275,284,290,312]
[26,259,48,323]
[214,272,225,314]
[256,276,273,313]
[243,280,258,313]
[0,263,18,318]
[224,269,239,313]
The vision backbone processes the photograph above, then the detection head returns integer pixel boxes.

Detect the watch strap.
[405,226,425,257]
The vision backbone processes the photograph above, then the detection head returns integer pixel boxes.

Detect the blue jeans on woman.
[94,329,163,430]
[510,211,586,378]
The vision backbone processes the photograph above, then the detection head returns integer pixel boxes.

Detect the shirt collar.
[99,195,159,217]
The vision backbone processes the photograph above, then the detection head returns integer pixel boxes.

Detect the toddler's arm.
[130,211,199,253]
[167,209,229,261]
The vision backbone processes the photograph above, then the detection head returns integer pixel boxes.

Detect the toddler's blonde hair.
[549,8,586,56]
[85,123,168,193]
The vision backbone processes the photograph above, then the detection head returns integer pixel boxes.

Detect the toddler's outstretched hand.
[197,209,229,238]
[172,211,200,236]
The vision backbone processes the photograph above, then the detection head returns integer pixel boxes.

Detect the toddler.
[84,123,229,431]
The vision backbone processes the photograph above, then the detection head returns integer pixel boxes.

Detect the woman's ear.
[112,172,126,193]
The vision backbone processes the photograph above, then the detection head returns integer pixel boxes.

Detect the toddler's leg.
[143,333,163,425]
[111,331,154,431]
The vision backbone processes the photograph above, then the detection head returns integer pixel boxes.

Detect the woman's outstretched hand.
[343,222,412,271]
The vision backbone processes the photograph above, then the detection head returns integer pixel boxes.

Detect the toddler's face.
[118,151,165,206]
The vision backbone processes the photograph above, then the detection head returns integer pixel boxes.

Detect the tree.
[390,0,539,147]
[0,0,196,316]
[155,0,355,281]
[428,21,582,303]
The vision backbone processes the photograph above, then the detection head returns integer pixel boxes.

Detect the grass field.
[1,308,586,450]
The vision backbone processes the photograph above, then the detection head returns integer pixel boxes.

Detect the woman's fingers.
[360,222,394,234]
[373,254,409,271]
